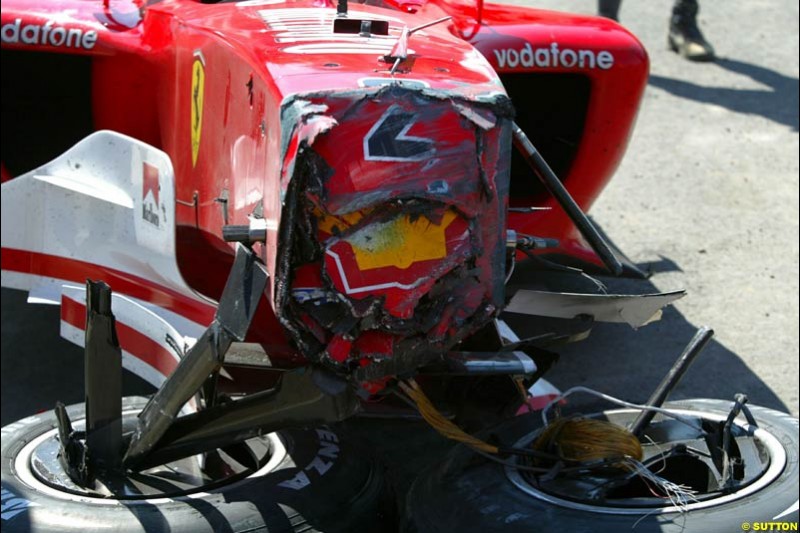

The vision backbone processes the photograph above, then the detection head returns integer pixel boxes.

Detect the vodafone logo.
[1,19,98,50]
[493,42,614,70]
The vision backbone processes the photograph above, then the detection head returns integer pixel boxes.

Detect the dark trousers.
[598,0,699,21]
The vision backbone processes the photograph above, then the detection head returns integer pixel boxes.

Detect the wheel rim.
[505,408,786,515]
[16,409,287,503]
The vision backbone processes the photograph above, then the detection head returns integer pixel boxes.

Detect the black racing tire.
[1,397,395,533]
[404,399,799,533]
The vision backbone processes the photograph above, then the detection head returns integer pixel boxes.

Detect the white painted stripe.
[4,271,209,337]
[496,319,520,343]
[60,322,197,413]
[530,378,561,399]
[512,350,537,375]
[325,249,427,295]
[275,35,396,43]
[496,320,562,404]
[258,8,402,23]
[61,285,189,363]
[60,322,166,388]
[774,500,799,520]
[283,44,394,54]
[59,319,86,347]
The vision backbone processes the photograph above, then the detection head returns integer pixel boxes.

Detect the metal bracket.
[134,368,359,470]
[721,393,752,487]
[124,243,268,467]
[84,280,123,470]
[629,326,713,438]
[176,191,200,227]
[54,280,124,487]
[511,122,623,276]
[54,402,89,486]
[423,351,537,376]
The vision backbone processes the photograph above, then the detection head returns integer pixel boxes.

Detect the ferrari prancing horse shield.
[190,51,205,167]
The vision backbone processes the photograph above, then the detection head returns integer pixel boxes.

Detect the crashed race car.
[1,0,798,531]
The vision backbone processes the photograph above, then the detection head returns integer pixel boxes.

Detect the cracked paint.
[273,85,513,391]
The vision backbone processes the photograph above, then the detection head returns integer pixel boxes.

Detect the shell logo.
[346,210,458,271]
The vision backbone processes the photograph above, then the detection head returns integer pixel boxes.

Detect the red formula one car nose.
[275,89,512,387]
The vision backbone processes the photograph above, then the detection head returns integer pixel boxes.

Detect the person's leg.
[598,0,621,21]
[668,0,715,61]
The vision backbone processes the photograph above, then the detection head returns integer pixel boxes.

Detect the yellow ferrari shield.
[190,52,205,167]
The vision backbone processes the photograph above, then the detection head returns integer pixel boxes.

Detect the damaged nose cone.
[275,86,513,390]
[322,205,470,318]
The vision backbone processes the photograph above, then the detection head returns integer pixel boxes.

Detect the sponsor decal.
[1,488,39,521]
[142,162,161,227]
[190,51,206,167]
[347,209,457,271]
[1,19,98,49]
[291,287,340,304]
[323,208,470,307]
[493,42,614,70]
[278,429,340,490]
[363,105,435,162]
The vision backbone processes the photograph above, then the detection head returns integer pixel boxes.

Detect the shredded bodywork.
[272,86,513,388]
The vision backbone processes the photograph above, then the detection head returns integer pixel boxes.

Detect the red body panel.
[1,0,649,385]
[461,4,649,267]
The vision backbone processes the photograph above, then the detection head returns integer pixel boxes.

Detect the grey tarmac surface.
[1,0,797,505]
[519,0,799,417]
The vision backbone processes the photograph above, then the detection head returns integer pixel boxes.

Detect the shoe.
[668,1,715,61]
[598,0,621,21]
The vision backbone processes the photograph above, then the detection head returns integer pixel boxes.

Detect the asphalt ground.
[517,0,799,418]
[1,0,798,514]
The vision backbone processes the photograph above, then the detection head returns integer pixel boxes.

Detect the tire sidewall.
[2,398,392,533]
[405,399,800,533]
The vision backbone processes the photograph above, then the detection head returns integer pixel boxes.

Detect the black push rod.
[84,280,123,470]
[123,324,234,467]
[134,369,358,470]
[123,244,268,467]
[629,326,714,437]
[511,122,623,276]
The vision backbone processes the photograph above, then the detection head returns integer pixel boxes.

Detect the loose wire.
[397,378,499,454]
[541,386,706,434]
